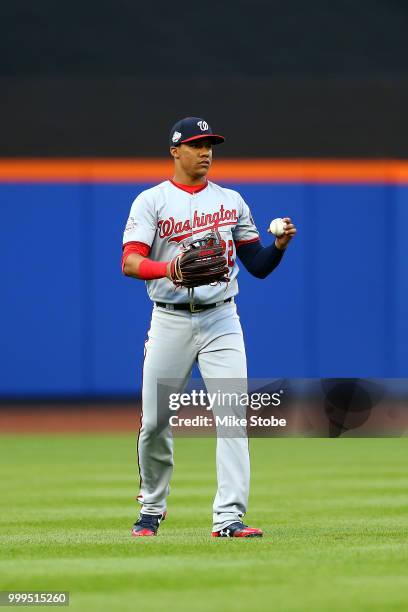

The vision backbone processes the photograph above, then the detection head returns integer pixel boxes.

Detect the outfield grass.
[1,435,408,611]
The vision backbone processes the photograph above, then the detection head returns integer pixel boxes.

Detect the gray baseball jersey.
[123,179,259,303]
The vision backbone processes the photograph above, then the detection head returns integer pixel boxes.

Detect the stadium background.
[1,1,408,399]
[1,162,408,398]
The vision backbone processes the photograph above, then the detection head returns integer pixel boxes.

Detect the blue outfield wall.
[1,181,407,397]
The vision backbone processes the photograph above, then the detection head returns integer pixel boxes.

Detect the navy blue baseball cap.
[169,117,225,147]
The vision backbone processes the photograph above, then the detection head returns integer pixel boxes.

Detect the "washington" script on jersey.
[158,205,238,242]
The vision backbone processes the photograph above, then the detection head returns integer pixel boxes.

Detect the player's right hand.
[274,217,297,250]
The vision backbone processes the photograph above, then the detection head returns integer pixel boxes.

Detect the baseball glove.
[169,230,230,289]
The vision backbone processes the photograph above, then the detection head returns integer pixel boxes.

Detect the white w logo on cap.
[197,121,208,131]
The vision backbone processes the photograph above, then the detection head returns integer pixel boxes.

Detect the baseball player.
[122,117,296,538]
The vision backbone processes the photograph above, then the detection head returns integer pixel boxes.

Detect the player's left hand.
[270,217,297,250]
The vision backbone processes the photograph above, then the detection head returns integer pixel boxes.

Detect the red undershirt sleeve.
[122,241,168,280]
[122,242,150,271]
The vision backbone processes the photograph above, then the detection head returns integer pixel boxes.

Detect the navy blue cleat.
[212,521,263,538]
[131,512,167,537]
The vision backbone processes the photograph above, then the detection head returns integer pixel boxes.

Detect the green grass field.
[1,435,408,611]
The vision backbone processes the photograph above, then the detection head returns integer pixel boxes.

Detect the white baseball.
[269,217,285,237]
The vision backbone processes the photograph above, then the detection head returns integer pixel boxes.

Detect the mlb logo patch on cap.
[169,117,225,147]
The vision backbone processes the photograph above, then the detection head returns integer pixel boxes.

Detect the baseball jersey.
[123,179,260,304]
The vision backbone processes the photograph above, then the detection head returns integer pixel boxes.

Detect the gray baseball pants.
[136,301,250,531]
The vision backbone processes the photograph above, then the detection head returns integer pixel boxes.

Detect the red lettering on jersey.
[193,210,204,228]
[158,206,238,243]
[174,220,183,234]
[158,217,175,237]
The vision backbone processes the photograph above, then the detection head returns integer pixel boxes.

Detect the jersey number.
[221,239,235,268]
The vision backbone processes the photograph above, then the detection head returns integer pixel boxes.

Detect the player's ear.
[170,146,180,160]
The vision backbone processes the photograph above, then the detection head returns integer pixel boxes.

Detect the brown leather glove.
[169,230,230,289]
